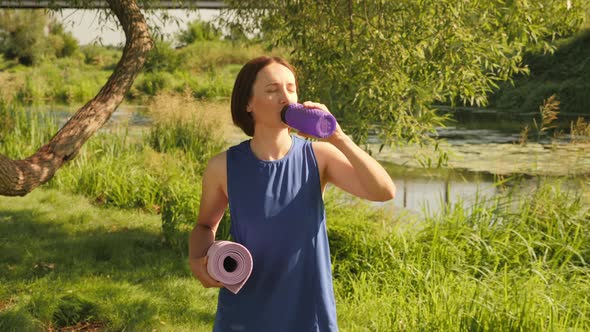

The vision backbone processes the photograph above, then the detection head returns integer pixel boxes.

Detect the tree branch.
[0,0,153,196]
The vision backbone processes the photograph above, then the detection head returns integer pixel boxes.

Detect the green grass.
[0,189,218,331]
[0,40,276,105]
[1,182,589,331]
[0,100,58,158]
[332,183,590,331]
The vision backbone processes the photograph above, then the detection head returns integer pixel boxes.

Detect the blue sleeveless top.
[213,135,338,332]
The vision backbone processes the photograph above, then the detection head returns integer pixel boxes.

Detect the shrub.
[0,10,47,65]
[47,21,79,58]
[176,19,221,46]
[136,72,175,96]
[80,44,116,66]
[146,95,227,249]
[143,40,181,73]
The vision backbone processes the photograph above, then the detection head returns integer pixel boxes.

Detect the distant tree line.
[0,10,78,65]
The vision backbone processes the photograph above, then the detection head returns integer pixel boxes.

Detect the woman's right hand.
[190,256,224,288]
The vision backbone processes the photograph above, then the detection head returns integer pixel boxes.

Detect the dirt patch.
[47,322,106,332]
[0,297,16,311]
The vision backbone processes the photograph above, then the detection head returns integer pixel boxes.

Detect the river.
[46,104,590,216]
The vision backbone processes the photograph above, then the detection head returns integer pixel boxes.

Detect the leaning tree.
[0,0,153,196]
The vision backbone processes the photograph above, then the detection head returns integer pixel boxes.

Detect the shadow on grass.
[0,208,187,280]
[0,206,215,330]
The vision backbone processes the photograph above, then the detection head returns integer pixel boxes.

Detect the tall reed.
[0,100,58,158]
[146,94,227,251]
[331,180,590,331]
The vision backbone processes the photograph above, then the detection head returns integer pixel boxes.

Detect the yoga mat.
[207,241,253,294]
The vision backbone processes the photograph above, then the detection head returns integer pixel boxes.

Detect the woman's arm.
[306,102,396,202]
[188,152,228,288]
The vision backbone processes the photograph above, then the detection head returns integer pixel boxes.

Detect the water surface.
[42,104,590,216]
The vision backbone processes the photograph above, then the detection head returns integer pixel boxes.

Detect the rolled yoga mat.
[207,241,253,294]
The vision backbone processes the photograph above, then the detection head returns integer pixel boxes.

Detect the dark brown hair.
[231,56,298,136]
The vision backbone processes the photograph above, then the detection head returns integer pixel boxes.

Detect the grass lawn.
[0,189,218,331]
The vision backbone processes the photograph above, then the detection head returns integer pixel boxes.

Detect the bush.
[0,11,79,65]
[160,180,200,251]
[136,72,175,96]
[143,40,181,73]
[190,75,233,100]
[47,21,79,58]
[146,105,225,167]
[0,10,47,65]
[48,131,164,210]
[80,45,119,66]
[147,112,226,250]
[176,41,264,71]
[176,19,221,46]
[490,29,590,114]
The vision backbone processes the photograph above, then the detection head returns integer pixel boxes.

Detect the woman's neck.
[250,129,292,161]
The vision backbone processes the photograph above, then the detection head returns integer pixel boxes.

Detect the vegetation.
[333,183,590,331]
[1,177,588,331]
[1,9,589,332]
[223,0,587,146]
[0,39,265,104]
[490,28,590,115]
[0,189,218,331]
[0,95,225,250]
[0,10,78,65]
[0,10,269,104]
[1,79,589,331]
[176,19,222,46]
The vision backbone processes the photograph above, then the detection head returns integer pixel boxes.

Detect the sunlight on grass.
[0,189,217,331]
[332,182,590,331]
[147,93,246,146]
[1,179,589,330]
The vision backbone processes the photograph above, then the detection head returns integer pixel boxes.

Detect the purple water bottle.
[280,103,337,138]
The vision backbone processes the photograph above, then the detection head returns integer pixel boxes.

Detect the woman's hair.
[231,56,298,136]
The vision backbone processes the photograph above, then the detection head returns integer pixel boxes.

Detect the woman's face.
[248,62,298,129]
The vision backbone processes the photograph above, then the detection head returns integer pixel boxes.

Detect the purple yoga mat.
[281,103,337,138]
[207,241,253,294]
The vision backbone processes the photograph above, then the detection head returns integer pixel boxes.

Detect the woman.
[189,56,395,332]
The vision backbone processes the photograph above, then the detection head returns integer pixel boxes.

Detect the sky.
[52,9,219,46]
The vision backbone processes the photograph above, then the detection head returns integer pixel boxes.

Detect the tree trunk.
[0,0,153,196]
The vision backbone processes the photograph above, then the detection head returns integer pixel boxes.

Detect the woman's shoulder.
[204,151,227,178]
[209,150,227,164]
[310,141,335,177]
[311,141,335,158]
